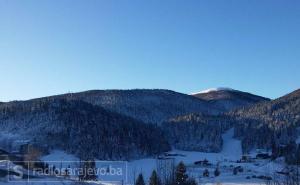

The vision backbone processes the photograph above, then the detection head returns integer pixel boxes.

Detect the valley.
[0,129,287,185]
[0,88,299,185]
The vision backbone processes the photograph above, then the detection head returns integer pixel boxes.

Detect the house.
[194,159,212,166]
[241,155,254,162]
[256,153,271,159]
[0,149,9,160]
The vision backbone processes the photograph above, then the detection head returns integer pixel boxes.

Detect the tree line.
[135,162,197,185]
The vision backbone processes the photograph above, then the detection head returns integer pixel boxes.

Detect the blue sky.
[0,0,299,101]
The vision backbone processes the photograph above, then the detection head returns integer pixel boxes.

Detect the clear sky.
[0,0,299,101]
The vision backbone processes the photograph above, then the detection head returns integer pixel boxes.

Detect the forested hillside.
[230,89,300,155]
[1,88,299,162]
[0,99,170,160]
[45,89,221,123]
[162,113,235,152]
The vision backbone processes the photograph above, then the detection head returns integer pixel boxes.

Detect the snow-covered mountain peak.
[190,87,270,111]
[191,87,235,95]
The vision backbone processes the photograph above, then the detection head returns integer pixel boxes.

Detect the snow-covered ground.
[41,150,80,170]
[126,128,284,185]
[0,128,285,185]
[126,128,276,185]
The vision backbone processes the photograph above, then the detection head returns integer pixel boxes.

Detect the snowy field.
[125,128,283,185]
[0,128,285,185]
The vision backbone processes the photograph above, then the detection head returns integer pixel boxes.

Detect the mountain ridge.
[1,89,221,124]
[229,88,300,154]
[1,88,299,161]
[192,88,270,111]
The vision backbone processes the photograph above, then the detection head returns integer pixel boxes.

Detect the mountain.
[0,99,170,160]
[41,89,221,124]
[162,88,300,158]
[192,87,270,111]
[163,88,300,156]
[1,88,299,161]
[0,89,225,159]
[231,89,300,154]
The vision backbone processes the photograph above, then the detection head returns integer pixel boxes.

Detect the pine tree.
[149,170,161,185]
[233,167,238,175]
[135,173,145,185]
[175,162,188,185]
[79,159,97,181]
[271,141,278,159]
[214,167,220,177]
[203,169,209,177]
[296,145,300,164]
